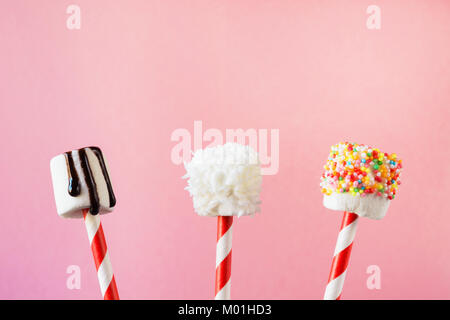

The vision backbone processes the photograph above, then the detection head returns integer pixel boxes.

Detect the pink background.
[1,0,449,299]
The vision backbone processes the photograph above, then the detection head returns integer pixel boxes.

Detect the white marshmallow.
[184,143,262,217]
[323,193,390,220]
[50,147,116,219]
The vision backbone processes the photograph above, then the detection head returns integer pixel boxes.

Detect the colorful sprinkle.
[320,142,403,199]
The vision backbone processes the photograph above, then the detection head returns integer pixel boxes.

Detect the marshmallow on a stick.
[184,143,262,299]
[50,146,116,218]
[320,142,402,219]
[50,146,119,300]
[320,142,402,300]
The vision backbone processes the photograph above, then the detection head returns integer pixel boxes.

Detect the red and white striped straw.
[83,208,119,300]
[324,211,359,300]
[215,216,233,300]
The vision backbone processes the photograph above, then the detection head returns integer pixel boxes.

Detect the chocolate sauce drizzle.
[64,152,80,196]
[78,148,100,215]
[90,146,116,208]
[64,147,116,215]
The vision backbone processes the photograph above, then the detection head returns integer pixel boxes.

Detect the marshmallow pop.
[320,142,403,300]
[184,143,262,299]
[50,146,119,300]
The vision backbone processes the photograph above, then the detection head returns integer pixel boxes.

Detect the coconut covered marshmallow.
[320,142,402,220]
[184,143,262,217]
[50,146,116,218]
